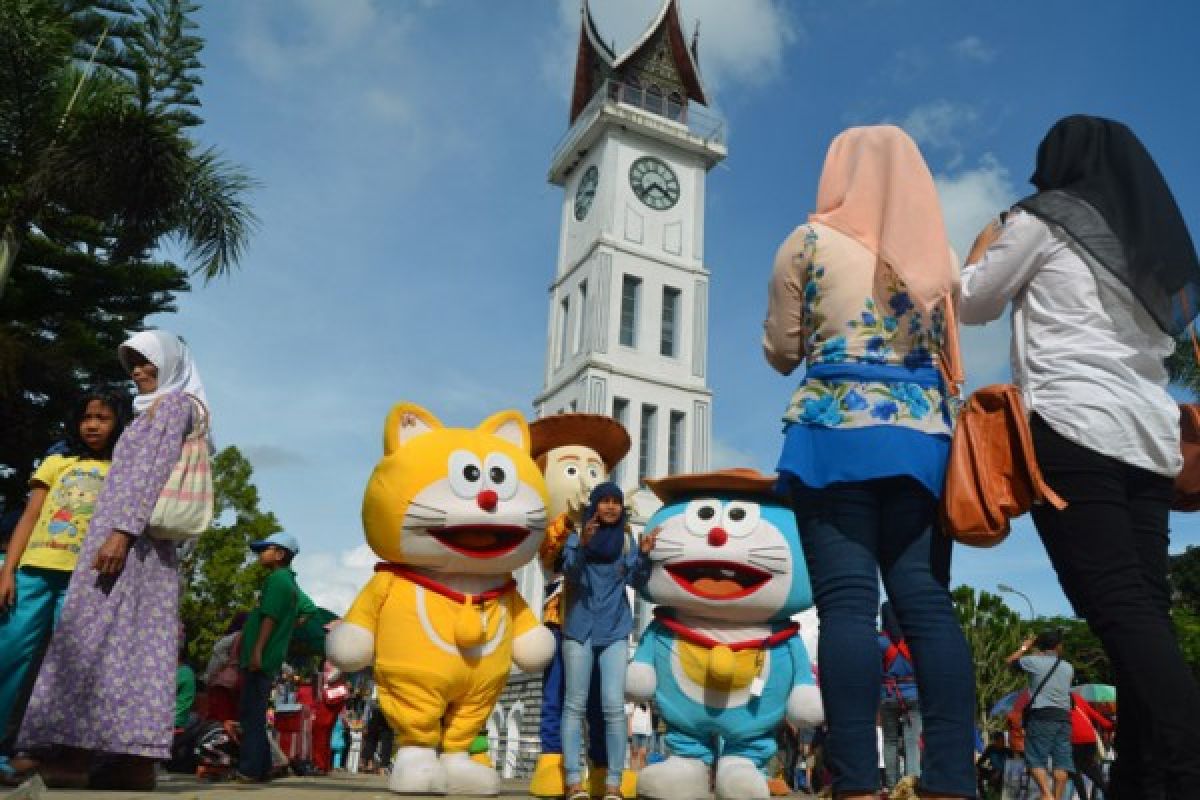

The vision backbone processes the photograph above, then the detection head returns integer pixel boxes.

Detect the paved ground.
[3,772,819,800]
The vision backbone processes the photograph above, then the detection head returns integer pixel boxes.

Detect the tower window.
[557,296,570,367]
[661,286,681,357]
[576,280,589,354]
[612,397,629,484]
[668,411,686,474]
[620,275,641,348]
[639,404,658,482]
[667,91,684,122]
[645,84,663,116]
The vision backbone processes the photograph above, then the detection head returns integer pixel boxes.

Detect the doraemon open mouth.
[429,525,529,558]
[665,560,771,600]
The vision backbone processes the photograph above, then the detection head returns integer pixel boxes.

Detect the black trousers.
[1070,743,1108,800]
[1030,415,1200,800]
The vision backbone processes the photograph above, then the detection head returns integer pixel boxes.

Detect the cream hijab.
[809,125,957,311]
[118,330,209,416]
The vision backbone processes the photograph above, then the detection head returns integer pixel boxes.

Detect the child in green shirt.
[237,532,302,783]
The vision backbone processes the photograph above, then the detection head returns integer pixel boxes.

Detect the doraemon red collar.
[376,563,513,605]
[653,607,799,651]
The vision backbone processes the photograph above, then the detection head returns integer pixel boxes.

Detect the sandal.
[602,791,623,800]
[565,785,590,800]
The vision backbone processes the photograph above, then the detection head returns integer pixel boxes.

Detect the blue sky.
[163,0,1200,614]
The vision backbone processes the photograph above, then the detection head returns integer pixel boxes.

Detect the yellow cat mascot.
[327,403,557,796]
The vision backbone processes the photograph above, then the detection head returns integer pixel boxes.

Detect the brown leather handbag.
[937,301,1066,546]
[1173,328,1200,510]
[1174,404,1200,510]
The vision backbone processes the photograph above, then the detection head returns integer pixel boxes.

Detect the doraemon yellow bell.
[327,402,556,796]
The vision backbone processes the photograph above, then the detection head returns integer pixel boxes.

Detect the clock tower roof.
[569,0,708,124]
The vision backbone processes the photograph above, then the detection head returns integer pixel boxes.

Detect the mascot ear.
[383,403,444,455]
[477,409,531,452]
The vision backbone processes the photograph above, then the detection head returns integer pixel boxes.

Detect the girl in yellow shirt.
[0,393,125,773]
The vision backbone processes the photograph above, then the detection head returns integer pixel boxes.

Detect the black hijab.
[582,482,627,564]
[1016,115,1200,336]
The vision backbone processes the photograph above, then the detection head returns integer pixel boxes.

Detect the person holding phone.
[559,483,654,800]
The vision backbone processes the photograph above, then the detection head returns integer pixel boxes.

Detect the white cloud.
[935,154,1017,257]
[294,543,377,615]
[885,46,928,84]
[241,444,308,470]
[234,0,379,81]
[951,35,996,64]
[363,87,413,124]
[900,100,981,169]
[935,154,1021,386]
[710,437,768,472]
[547,0,798,97]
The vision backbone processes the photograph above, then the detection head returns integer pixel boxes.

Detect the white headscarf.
[118,330,209,416]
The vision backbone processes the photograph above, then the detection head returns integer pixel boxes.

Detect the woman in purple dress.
[14,330,209,790]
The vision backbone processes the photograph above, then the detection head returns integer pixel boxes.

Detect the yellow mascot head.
[362,402,549,575]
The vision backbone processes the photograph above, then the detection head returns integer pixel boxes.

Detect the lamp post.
[997,583,1035,622]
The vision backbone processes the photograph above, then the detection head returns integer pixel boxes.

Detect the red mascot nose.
[707,527,728,547]
[477,489,499,512]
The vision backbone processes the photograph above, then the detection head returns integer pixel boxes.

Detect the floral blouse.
[763,222,954,437]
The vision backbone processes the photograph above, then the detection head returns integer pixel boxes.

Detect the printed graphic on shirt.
[25,459,109,570]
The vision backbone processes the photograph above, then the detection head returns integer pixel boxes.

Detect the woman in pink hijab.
[764,126,975,799]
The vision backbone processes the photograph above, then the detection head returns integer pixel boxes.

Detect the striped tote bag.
[147,396,214,541]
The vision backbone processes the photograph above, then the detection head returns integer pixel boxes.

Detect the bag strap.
[938,296,965,398]
[1026,655,1062,710]
[1005,390,1067,511]
[144,393,209,439]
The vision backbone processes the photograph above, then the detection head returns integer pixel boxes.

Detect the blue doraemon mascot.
[627,469,822,800]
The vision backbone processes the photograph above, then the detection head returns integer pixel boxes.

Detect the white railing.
[551,79,726,170]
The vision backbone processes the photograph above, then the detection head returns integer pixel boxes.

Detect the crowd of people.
[0,112,1199,800]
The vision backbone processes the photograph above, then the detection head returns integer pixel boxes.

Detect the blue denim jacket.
[561,532,651,647]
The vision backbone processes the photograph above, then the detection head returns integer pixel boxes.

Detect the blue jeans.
[790,477,976,798]
[880,698,922,786]
[540,625,608,763]
[238,670,273,780]
[562,638,627,787]
[0,567,70,751]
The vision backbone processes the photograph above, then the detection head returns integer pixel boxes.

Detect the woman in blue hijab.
[559,483,655,800]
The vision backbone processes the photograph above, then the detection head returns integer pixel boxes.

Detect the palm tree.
[0,0,256,298]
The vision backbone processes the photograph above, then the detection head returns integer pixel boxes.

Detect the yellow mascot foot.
[619,769,638,798]
[530,753,566,798]
[586,767,637,798]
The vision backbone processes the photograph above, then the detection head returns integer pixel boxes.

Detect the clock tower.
[536,0,726,498]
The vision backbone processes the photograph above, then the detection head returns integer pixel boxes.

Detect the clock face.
[574,165,599,221]
[629,156,680,211]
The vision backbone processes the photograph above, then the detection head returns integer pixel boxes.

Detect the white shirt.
[630,705,654,736]
[960,209,1181,477]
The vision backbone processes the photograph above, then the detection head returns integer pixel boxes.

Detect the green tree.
[952,585,1027,730]
[179,446,281,668]
[0,0,257,296]
[1172,607,1200,682]
[0,0,256,510]
[1170,546,1200,613]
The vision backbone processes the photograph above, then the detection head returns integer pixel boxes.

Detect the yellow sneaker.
[530,753,566,798]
